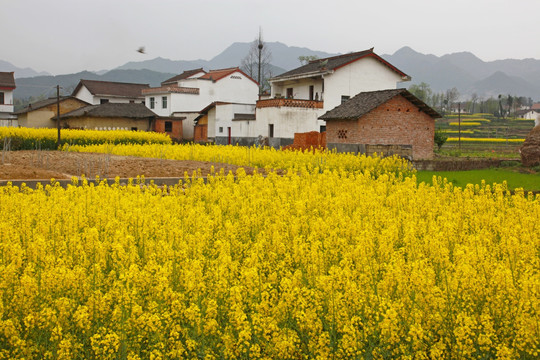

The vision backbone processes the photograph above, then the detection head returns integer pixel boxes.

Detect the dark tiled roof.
[0,72,16,88]
[233,113,255,121]
[319,89,440,120]
[72,79,149,98]
[59,103,157,119]
[142,86,199,95]
[161,68,205,85]
[272,49,408,81]
[14,96,89,115]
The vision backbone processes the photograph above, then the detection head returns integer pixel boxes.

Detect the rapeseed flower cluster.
[0,166,538,359]
[0,127,171,150]
[63,143,413,176]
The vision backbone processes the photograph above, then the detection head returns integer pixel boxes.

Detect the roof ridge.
[308,48,374,64]
[81,79,149,86]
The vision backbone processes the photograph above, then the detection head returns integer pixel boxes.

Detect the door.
[227,127,231,145]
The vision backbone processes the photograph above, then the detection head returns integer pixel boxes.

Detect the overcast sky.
[1,0,539,75]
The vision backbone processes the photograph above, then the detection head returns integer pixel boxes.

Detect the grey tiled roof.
[272,49,408,81]
[0,72,16,88]
[319,89,440,120]
[161,68,205,85]
[73,79,149,98]
[59,103,157,119]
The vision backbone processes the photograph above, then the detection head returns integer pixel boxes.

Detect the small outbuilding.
[319,89,440,160]
[15,97,90,128]
[58,103,157,131]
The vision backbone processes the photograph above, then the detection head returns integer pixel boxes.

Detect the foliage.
[0,167,538,359]
[434,129,448,150]
[298,55,319,65]
[0,127,172,150]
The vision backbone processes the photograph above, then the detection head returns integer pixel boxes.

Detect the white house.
[255,48,411,147]
[194,102,256,144]
[0,72,17,126]
[142,67,259,140]
[72,79,149,105]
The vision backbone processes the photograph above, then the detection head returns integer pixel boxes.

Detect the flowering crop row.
[449,122,481,126]
[0,127,171,150]
[447,137,525,143]
[0,172,538,359]
[63,143,413,176]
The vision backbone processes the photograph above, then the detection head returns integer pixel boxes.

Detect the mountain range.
[3,42,540,104]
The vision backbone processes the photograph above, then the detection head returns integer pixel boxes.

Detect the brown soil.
[0,151,256,180]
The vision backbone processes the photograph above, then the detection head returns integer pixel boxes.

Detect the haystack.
[520,125,540,167]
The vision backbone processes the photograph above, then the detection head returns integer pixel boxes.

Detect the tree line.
[408,82,534,118]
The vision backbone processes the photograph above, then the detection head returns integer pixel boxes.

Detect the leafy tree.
[298,55,319,65]
[240,30,273,94]
[409,82,432,103]
[434,129,448,151]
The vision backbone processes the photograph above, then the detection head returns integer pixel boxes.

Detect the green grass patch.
[416,168,540,191]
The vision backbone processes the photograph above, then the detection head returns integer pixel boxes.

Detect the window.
[100,98,109,104]
[149,97,155,109]
[341,95,350,104]
[164,121,173,132]
[337,129,348,139]
[286,88,293,98]
[269,124,274,138]
[162,96,167,109]
[320,125,326,133]
[219,127,223,133]
[0,92,4,104]
[129,100,135,104]
[131,127,138,131]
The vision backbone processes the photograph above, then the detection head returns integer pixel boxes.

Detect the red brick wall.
[154,118,183,141]
[283,131,326,151]
[193,125,208,143]
[326,95,435,159]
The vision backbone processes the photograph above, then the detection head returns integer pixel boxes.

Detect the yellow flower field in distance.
[0,169,538,359]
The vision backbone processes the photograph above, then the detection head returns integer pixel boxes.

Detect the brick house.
[255,48,411,147]
[319,89,440,160]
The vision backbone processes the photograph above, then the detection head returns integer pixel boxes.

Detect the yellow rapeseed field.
[0,146,538,359]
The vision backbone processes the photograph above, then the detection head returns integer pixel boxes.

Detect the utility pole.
[56,85,61,149]
[257,27,263,99]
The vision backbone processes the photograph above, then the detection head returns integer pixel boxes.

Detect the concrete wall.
[324,57,404,112]
[255,106,326,140]
[326,95,435,160]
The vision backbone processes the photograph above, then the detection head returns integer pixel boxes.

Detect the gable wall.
[324,56,404,112]
[326,95,434,159]
[18,99,89,128]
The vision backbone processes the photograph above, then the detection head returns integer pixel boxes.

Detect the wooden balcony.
[256,98,323,109]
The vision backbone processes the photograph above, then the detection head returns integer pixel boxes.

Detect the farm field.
[0,143,539,359]
[416,168,540,192]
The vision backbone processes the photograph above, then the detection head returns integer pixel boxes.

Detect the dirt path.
[0,151,254,180]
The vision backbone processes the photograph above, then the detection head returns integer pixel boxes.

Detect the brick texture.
[326,95,435,159]
[283,131,326,151]
[154,118,183,141]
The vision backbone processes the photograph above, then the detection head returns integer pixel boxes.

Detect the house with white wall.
[0,72,17,126]
[72,79,149,105]
[255,48,411,147]
[194,102,256,144]
[142,67,258,140]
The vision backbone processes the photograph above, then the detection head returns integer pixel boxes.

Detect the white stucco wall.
[73,86,95,104]
[255,107,325,139]
[211,103,256,139]
[0,89,14,110]
[323,57,404,112]
[173,112,198,141]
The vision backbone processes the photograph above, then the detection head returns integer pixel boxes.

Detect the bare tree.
[240,29,273,95]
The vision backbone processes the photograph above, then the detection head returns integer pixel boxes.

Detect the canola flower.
[447,137,525,143]
[63,143,414,176]
[0,170,538,359]
[449,122,482,126]
[0,127,171,150]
